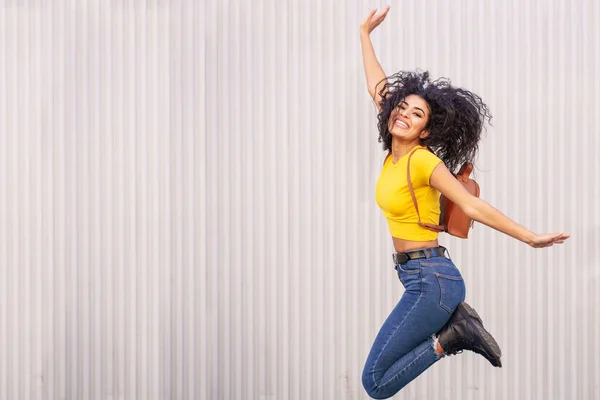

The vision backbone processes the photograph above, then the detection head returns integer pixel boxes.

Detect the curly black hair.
[376,70,492,173]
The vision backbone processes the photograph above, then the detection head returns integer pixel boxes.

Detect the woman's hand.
[527,232,571,248]
[360,6,390,35]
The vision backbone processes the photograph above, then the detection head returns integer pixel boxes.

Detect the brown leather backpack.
[385,147,480,239]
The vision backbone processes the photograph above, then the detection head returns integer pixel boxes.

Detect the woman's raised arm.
[360,7,390,111]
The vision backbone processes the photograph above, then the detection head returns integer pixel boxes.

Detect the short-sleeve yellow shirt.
[375,146,444,240]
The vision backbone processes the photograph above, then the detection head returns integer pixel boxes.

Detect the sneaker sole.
[459,303,503,367]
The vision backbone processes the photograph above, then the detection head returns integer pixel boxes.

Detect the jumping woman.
[359,6,570,399]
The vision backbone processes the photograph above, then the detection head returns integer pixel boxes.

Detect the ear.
[419,129,430,139]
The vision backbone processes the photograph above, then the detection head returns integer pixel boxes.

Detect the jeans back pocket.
[435,272,465,314]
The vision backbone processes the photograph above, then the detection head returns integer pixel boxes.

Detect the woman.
[359,6,570,399]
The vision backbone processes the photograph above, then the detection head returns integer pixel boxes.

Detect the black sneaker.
[437,302,502,367]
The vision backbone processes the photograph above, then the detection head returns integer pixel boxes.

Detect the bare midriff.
[392,236,439,253]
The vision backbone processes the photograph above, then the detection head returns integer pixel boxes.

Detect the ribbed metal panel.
[0,1,598,399]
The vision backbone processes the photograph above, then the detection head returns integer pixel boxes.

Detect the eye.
[413,113,422,118]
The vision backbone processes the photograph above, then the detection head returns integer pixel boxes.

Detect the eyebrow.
[400,101,426,115]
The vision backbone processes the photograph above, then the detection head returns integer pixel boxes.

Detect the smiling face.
[388,94,431,142]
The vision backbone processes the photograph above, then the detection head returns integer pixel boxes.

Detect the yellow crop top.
[375,146,444,241]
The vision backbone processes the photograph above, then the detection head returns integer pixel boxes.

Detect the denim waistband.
[392,246,450,266]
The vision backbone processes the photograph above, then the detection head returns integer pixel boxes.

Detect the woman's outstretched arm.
[360,7,390,111]
[429,163,570,248]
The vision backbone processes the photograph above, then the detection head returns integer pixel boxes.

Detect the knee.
[362,369,379,398]
[362,370,391,400]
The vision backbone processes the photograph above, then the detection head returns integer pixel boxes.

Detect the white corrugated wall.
[1,0,598,399]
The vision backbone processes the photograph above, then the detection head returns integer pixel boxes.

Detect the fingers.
[530,231,571,248]
[378,5,391,15]
[362,9,378,25]
[364,6,390,25]
[375,6,390,21]
[543,232,571,247]
[552,232,570,244]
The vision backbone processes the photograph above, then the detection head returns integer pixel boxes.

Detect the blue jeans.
[362,252,466,399]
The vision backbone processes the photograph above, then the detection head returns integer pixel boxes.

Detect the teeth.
[395,120,409,129]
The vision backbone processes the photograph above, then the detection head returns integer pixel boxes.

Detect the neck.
[391,138,422,162]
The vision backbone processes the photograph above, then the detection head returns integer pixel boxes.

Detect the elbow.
[461,196,489,223]
[461,203,479,221]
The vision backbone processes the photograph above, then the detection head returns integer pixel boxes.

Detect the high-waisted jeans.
[362,252,466,399]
